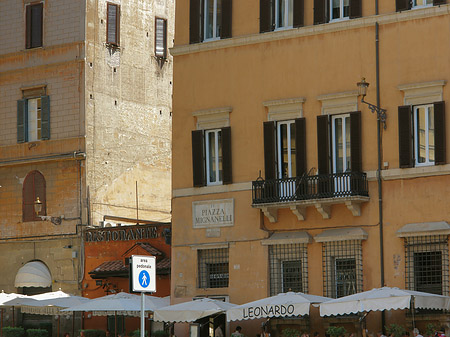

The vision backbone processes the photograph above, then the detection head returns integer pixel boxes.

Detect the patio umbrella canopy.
[227,292,332,322]
[61,292,169,317]
[153,298,236,323]
[319,287,450,317]
[0,292,27,306]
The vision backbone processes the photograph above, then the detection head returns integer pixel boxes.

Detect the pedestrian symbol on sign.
[139,270,150,288]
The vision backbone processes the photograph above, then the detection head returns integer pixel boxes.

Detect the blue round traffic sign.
[139,270,150,288]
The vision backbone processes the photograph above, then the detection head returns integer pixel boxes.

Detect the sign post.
[131,255,156,337]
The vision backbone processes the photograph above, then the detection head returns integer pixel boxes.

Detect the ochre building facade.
[171,0,450,336]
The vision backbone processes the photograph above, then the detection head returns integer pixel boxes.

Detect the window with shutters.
[192,127,232,187]
[190,0,232,43]
[26,3,43,49]
[107,3,120,46]
[155,18,167,59]
[17,95,50,143]
[269,243,308,295]
[276,0,294,29]
[405,235,448,296]
[412,0,433,7]
[330,0,350,21]
[260,0,303,32]
[396,0,445,11]
[398,102,445,168]
[23,171,46,222]
[198,248,229,288]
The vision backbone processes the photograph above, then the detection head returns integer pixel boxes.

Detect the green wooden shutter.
[295,118,307,176]
[192,130,205,186]
[260,0,274,33]
[398,105,413,168]
[349,0,362,18]
[190,0,202,43]
[317,115,330,174]
[222,127,232,184]
[17,99,28,143]
[434,101,446,165]
[41,95,50,140]
[263,121,276,180]
[293,0,304,28]
[314,0,327,24]
[221,0,232,39]
[396,0,411,11]
[350,111,362,172]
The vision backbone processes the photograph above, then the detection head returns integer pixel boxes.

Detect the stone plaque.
[192,199,234,228]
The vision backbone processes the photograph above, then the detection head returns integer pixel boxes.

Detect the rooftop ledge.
[170,5,450,56]
[252,195,370,222]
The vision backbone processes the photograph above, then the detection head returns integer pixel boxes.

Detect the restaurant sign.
[85,226,158,242]
[192,199,234,228]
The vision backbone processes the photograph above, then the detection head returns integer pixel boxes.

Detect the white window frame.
[329,0,350,21]
[205,129,222,185]
[275,0,293,29]
[412,0,433,8]
[204,0,220,41]
[413,104,434,167]
[331,114,350,174]
[276,120,295,179]
[27,97,42,142]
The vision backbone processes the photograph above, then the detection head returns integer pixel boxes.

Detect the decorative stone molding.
[263,97,305,121]
[261,231,312,245]
[314,227,368,242]
[317,90,359,115]
[192,106,232,130]
[398,80,446,105]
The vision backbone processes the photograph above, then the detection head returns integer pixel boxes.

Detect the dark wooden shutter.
[190,0,201,43]
[317,115,329,174]
[349,0,362,18]
[434,101,446,165]
[398,105,413,168]
[192,130,205,186]
[260,0,273,33]
[295,118,306,176]
[314,0,327,25]
[396,0,411,11]
[433,0,446,5]
[26,3,43,49]
[293,0,304,28]
[41,95,50,140]
[221,0,232,39]
[107,3,120,45]
[17,99,27,143]
[221,127,232,184]
[263,121,276,180]
[350,111,362,172]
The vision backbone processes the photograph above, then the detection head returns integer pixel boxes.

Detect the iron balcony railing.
[252,171,369,204]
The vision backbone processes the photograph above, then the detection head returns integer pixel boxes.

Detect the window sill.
[366,163,450,181]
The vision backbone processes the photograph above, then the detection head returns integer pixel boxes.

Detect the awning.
[314,227,368,242]
[261,231,311,245]
[15,261,51,288]
[396,221,450,237]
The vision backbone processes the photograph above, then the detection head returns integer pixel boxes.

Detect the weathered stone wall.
[85,0,174,225]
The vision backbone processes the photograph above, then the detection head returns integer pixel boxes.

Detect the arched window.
[22,170,46,222]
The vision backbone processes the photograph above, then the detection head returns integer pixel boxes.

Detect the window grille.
[322,240,363,298]
[405,235,448,295]
[198,248,229,288]
[269,243,308,296]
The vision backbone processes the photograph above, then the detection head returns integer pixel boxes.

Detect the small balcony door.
[332,114,351,194]
[277,121,296,197]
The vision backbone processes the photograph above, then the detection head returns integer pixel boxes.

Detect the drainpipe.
[375,21,386,332]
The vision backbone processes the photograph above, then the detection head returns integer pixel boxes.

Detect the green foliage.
[80,330,106,337]
[281,328,302,337]
[386,324,406,337]
[26,329,48,337]
[425,324,438,337]
[327,326,347,337]
[2,327,25,337]
[152,331,168,337]
[131,330,149,337]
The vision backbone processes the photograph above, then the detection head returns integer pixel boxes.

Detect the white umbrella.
[61,292,169,317]
[227,292,332,322]
[319,287,450,317]
[154,298,237,322]
[0,292,27,306]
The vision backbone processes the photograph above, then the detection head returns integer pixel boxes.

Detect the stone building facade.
[0,0,173,332]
